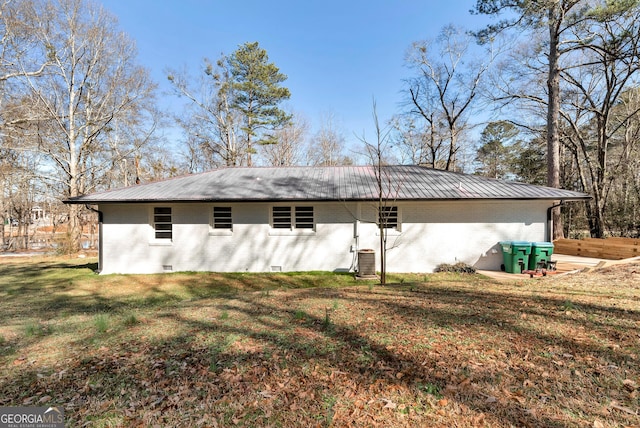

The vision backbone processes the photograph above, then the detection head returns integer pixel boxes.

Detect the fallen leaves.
[610,400,638,416]
[1,262,640,427]
[381,398,397,409]
[623,379,638,392]
[258,390,273,399]
[12,357,26,366]
[37,395,51,404]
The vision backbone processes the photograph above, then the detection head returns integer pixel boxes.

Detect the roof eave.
[64,195,592,204]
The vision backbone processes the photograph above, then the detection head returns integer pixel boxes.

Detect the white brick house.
[66,166,589,274]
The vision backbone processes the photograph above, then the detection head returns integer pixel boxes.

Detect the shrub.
[53,232,76,255]
[434,262,476,274]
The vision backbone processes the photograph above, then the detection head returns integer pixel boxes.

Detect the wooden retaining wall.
[553,238,640,260]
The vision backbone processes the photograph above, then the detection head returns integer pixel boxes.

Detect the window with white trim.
[271,206,314,230]
[153,207,172,239]
[379,206,399,230]
[213,207,233,230]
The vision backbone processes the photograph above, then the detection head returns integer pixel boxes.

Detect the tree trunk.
[68,81,82,252]
[547,8,563,240]
[379,222,386,285]
[590,189,607,238]
[446,123,457,171]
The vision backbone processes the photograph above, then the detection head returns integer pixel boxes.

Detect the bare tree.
[404,25,492,171]
[22,0,158,250]
[360,102,403,285]
[307,113,351,166]
[261,115,309,166]
[0,0,51,247]
[388,115,434,166]
[472,0,639,239]
[167,58,244,171]
[607,88,640,236]
[558,8,640,237]
[0,104,47,250]
[0,0,49,83]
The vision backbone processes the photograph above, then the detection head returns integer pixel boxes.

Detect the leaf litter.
[0,259,639,426]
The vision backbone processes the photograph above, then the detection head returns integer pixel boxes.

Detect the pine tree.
[475,121,519,179]
[225,42,291,166]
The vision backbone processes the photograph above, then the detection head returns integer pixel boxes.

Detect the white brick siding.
[99,200,549,274]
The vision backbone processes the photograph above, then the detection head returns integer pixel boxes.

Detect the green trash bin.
[499,241,532,273]
[528,242,554,270]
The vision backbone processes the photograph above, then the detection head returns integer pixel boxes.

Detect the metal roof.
[65,165,591,204]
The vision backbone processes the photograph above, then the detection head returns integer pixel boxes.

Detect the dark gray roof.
[65,165,590,204]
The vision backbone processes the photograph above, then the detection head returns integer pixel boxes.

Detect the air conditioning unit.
[357,249,376,277]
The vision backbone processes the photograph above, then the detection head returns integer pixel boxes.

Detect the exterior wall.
[99,200,551,274]
[357,200,548,272]
[99,202,358,274]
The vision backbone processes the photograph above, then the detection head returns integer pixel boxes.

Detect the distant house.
[65,165,589,274]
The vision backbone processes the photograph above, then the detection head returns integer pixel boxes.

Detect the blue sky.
[102,1,490,151]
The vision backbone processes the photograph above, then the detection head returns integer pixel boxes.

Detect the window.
[153,207,172,239]
[213,207,232,230]
[272,206,292,229]
[295,206,314,229]
[379,206,399,229]
[272,206,314,230]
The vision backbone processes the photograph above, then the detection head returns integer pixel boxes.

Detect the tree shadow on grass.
[58,262,99,271]
[0,260,363,325]
[1,267,638,426]
[219,291,637,426]
[0,301,576,428]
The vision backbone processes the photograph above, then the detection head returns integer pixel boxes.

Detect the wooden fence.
[553,238,640,260]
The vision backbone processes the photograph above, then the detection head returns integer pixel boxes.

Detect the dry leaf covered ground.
[0,257,638,427]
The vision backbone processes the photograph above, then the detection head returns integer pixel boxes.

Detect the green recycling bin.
[528,242,554,270]
[499,241,532,273]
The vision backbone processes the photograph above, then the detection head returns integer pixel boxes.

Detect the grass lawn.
[0,256,638,427]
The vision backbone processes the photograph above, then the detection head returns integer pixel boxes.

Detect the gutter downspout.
[351,203,361,273]
[85,205,103,273]
[546,201,565,242]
